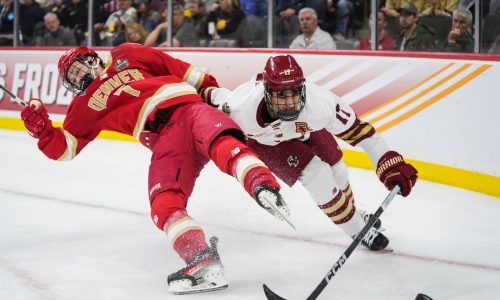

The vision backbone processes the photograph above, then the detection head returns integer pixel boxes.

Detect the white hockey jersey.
[211,74,391,167]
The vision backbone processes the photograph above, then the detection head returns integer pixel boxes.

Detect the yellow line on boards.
[342,150,499,198]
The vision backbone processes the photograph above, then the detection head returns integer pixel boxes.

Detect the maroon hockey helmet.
[58,47,102,95]
[262,55,306,121]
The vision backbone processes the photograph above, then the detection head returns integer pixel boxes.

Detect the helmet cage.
[262,55,306,121]
[62,55,99,96]
[264,83,306,121]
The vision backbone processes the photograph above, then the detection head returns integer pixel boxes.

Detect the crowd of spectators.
[0,0,499,53]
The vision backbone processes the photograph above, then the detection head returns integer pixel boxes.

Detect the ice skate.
[254,185,295,229]
[354,227,391,252]
[167,236,228,295]
[359,209,384,231]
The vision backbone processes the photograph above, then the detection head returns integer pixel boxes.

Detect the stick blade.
[263,284,288,300]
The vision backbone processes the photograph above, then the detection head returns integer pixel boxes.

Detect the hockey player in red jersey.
[209,55,418,251]
[20,44,291,295]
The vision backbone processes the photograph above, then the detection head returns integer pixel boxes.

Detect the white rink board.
[0,49,499,176]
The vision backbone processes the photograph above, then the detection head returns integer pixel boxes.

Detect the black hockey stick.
[0,83,27,107]
[263,185,401,300]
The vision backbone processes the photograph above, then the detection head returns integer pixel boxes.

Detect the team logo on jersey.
[115,59,129,71]
[295,122,312,134]
[287,156,299,167]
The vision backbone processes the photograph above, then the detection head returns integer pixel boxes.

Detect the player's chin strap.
[79,56,101,94]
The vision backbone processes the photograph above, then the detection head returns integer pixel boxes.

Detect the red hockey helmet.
[58,47,101,95]
[262,55,306,121]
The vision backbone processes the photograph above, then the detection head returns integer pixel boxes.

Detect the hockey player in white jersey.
[209,55,418,251]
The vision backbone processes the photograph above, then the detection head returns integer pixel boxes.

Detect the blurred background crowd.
[0,0,499,53]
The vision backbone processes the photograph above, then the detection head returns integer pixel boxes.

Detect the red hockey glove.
[376,151,418,197]
[20,99,53,139]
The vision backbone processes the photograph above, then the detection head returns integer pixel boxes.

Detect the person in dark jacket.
[443,8,474,53]
[395,2,436,52]
[207,0,245,40]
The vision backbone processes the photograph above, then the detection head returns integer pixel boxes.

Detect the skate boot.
[359,209,382,230]
[167,236,228,295]
[355,227,389,251]
[254,186,295,229]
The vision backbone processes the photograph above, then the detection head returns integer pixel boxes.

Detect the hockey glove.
[376,151,418,197]
[20,99,53,139]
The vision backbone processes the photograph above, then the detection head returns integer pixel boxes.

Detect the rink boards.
[0,48,499,197]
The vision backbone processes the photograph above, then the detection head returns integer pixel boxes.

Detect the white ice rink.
[1,129,499,300]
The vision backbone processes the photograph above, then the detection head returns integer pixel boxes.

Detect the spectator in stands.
[359,10,396,50]
[15,0,45,46]
[396,2,436,51]
[36,12,77,46]
[240,0,267,17]
[274,0,314,48]
[0,0,14,45]
[95,0,137,46]
[145,4,200,47]
[318,0,355,39]
[51,0,108,46]
[124,21,148,44]
[382,1,433,17]
[329,0,354,40]
[429,0,459,17]
[207,0,245,40]
[442,7,473,52]
[187,0,210,41]
[289,7,336,49]
[134,0,161,33]
[381,0,405,17]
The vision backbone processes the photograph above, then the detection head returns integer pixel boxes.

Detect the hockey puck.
[415,293,433,300]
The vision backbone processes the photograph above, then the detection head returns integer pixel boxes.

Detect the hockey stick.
[263,185,401,300]
[0,83,28,107]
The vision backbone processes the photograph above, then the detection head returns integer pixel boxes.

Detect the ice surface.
[1,130,499,300]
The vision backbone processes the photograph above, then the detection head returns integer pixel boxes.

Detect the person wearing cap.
[396,2,436,51]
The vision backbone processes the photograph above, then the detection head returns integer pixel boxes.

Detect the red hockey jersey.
[37,43,218,161]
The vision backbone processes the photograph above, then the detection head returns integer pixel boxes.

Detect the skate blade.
[169,277,229,295]
[259,191,295,229]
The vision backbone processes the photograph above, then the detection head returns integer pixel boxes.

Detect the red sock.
[173,230,208,264]
[242,166,280,196]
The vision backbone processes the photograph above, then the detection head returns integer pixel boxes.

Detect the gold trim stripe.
[376,64,491,132]
[368,64,471,125]
[132,82,197,139]
[321,193,346,215]
[359,63,455,119]
[331,197,353,222]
